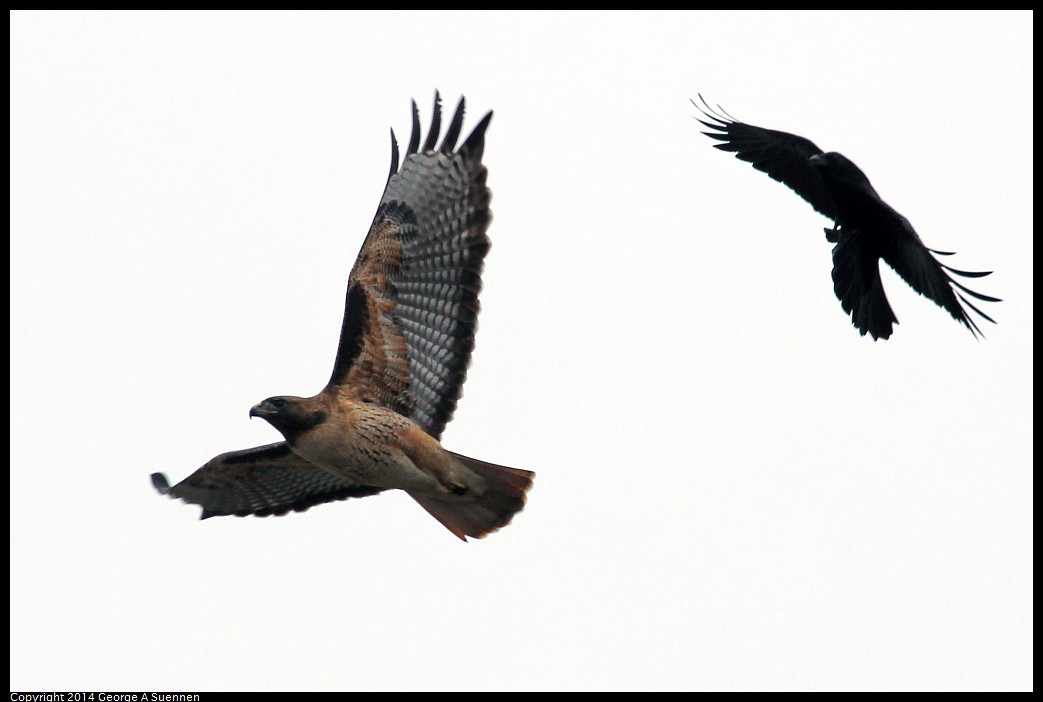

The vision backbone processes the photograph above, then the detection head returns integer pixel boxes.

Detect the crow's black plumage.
[694,95,999,340]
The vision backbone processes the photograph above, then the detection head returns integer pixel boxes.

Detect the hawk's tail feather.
[409,453,534,542]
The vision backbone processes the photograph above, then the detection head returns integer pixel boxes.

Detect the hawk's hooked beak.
[250,403,274,418]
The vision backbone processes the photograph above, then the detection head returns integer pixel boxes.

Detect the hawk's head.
[250,396,328,441]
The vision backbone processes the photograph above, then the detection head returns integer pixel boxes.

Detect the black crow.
[694,95,999,340]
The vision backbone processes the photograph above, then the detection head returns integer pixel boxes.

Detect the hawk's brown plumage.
[152,94,534,540]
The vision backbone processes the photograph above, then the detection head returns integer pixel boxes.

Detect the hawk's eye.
[270,398,287,409]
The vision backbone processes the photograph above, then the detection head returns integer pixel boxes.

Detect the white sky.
[10,10,1032,692]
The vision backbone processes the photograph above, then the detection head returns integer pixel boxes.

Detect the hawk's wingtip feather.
[150,472,171,494]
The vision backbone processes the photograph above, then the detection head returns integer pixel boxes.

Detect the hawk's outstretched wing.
[327,92,493,440]
[152,443,385,518]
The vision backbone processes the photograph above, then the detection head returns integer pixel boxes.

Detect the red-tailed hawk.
[152,94,534,541]
[693,95,1000,341]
